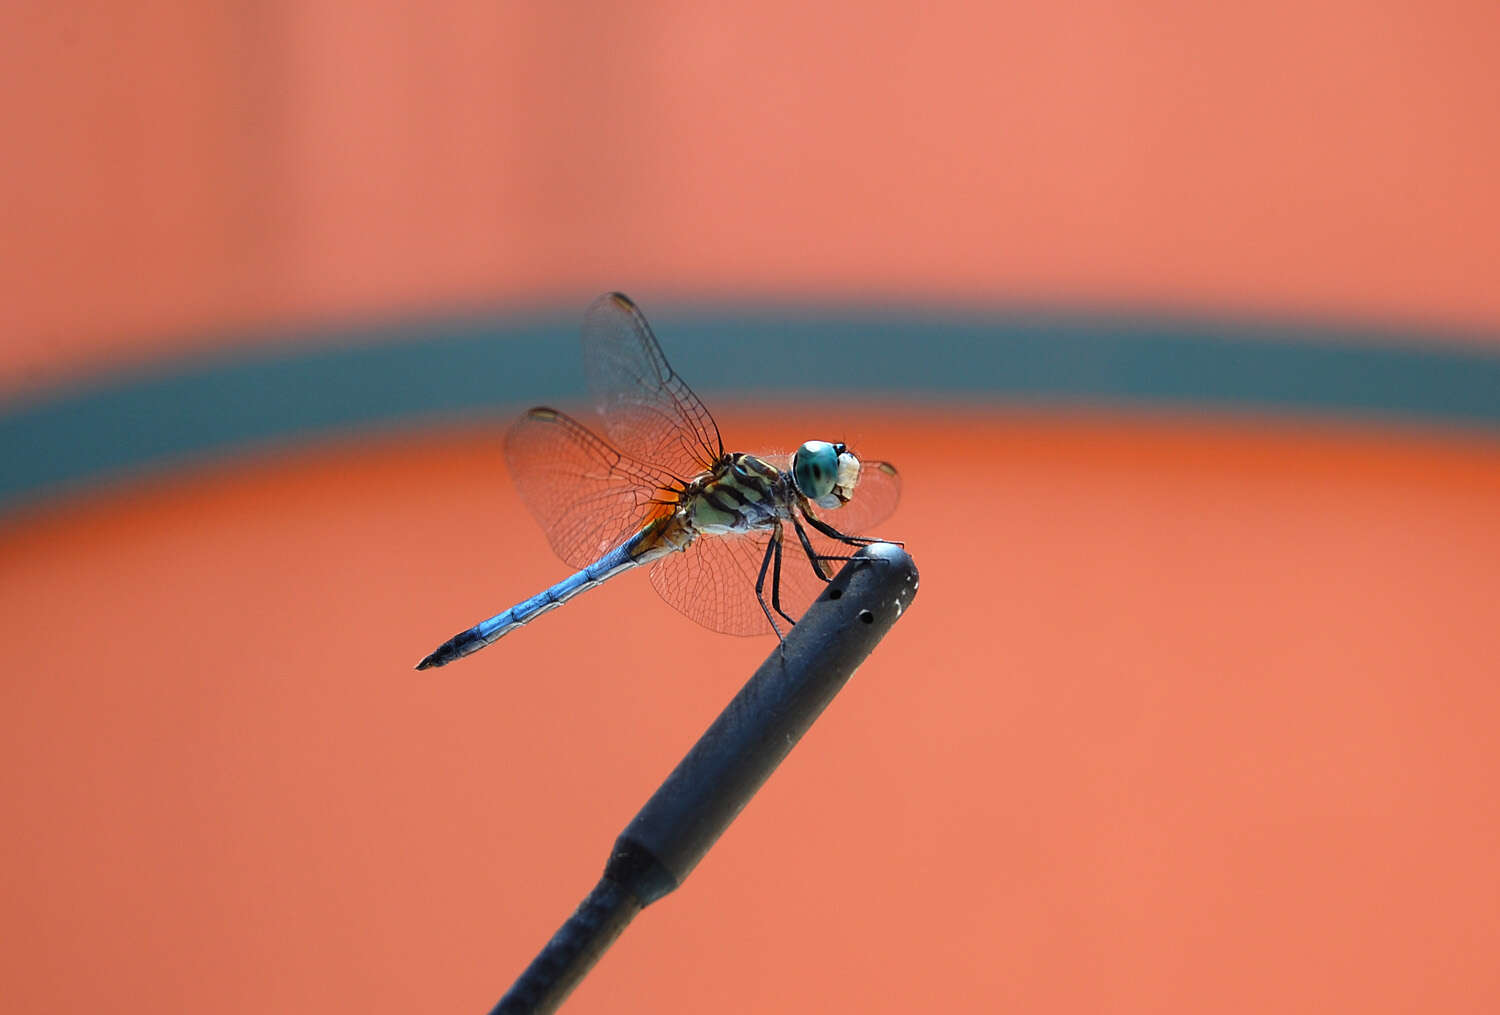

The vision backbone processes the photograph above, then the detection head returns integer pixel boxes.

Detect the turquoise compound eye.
[792,441,839,500]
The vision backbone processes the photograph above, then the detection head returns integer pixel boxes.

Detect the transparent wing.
[759,453,902,537]
[815,458,902,536]
[504,408,680,569]
[649,533,776,636]
[582,292,724,480]
[648,525,843,637]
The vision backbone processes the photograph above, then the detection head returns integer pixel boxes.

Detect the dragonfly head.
[792,440,861,509]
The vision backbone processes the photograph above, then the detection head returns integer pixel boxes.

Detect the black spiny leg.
[792,509,862,580]
[754,527,787,641]
[769,527,798,629]
[802,509,888,549]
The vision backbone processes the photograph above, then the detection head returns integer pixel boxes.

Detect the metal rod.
[490,542,919,1014]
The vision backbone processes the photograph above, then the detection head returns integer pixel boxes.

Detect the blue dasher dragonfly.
[416,293,901,669]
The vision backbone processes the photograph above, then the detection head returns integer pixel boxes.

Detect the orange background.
[5,414,1498,1012]
[4,3,1500,1013]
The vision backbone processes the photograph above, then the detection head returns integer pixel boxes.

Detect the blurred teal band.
[3,304,1499,514]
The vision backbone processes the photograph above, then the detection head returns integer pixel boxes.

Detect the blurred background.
[3,3,1499,1012]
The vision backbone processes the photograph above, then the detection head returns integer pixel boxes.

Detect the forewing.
[582,292,724,479]
[504,408,679,569]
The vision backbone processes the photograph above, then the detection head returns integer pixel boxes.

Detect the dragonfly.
[416,292,901,669]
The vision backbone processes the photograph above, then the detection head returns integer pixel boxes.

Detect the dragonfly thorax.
[683,453,788,536]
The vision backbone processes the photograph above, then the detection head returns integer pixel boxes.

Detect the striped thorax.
[685,454,786,536]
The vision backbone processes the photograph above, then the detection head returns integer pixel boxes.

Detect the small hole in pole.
[858,609,874,624]
[828,588,843,600]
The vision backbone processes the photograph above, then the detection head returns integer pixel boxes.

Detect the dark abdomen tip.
[414,627,484,670]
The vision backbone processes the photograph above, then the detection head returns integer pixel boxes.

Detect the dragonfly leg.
[754,527,788,641]
[769,527,798,629]
[790,511,837,581]
[794,507,893,580]
[801,507,906,553]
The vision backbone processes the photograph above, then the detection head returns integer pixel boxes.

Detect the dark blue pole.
[491,542,919,1013]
